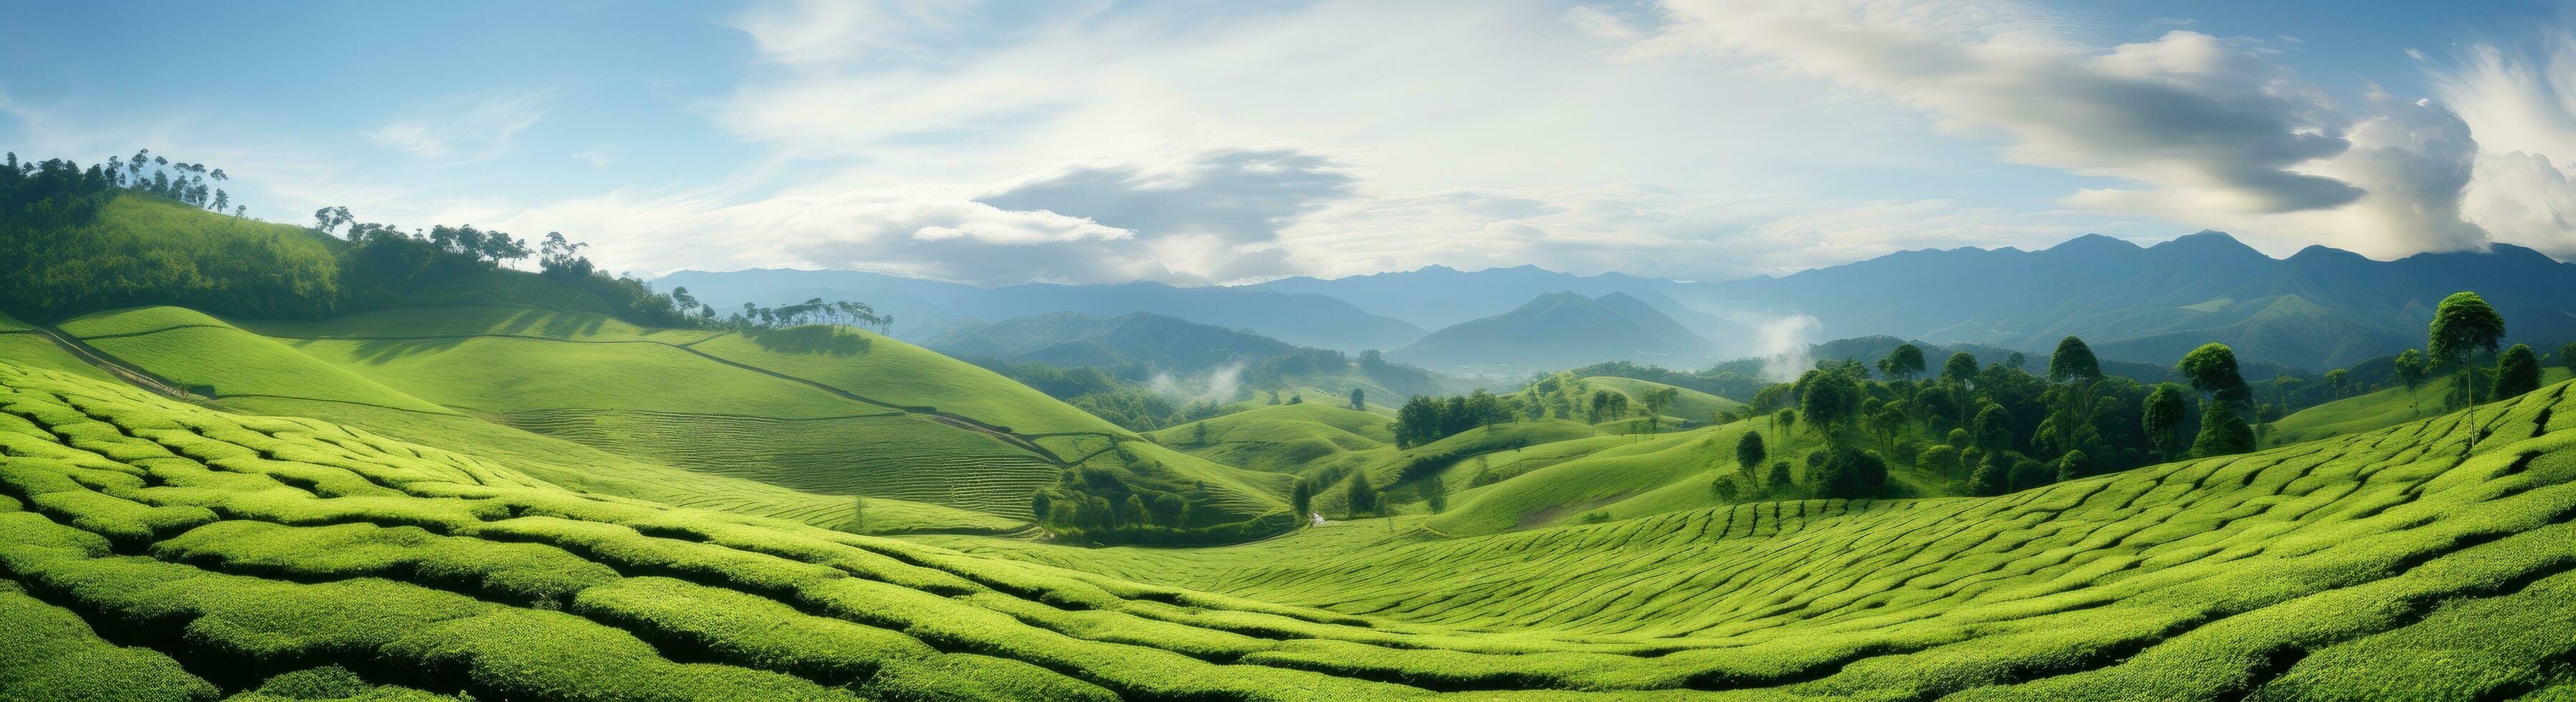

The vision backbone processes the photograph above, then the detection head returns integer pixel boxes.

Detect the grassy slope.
[59,306,1284,525]
[9,359,2575,699]
[0,312,112,382]
[2271,367,2574,446]
[1145,403,1395,473]
[59,307,452,413]
[1581,375,1747,421]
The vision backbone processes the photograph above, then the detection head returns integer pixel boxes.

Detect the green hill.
[2270,367,2576,446]
[1388,292,1713,372]
[9,348,2576,698]
[1147,403,1395,473]
[1580,375,1746,422]
[34,306,1287,532]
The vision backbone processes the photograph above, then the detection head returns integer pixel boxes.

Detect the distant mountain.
[925,312,1299,370]
[1248,264,1740,337]
[1682,232,2576,370]
[1388,292,1716,372]
[654,269,1423,352]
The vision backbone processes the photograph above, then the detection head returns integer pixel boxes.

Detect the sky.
[8,0,2576,286]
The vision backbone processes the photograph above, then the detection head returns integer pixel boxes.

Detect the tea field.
[5,355,2573,699]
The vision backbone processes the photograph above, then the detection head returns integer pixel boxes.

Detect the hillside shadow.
[749,325,870,356]
[322,335,473,365]
[490,309,606,339]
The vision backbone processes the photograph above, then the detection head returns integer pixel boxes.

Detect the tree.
[2560,342,2576,376]
[1808,447,1888,499]
[1640,386,1680,431]
[2496,343,2542,400]
[1971,403,2013,453]
[2047,337,2102,383]
[1349,388,1365,411]
[1288,393,1304,405]
[1797,370,1861,439]
[1942,352,1980,385]
[1735,431,1766,481]
[1917,444,1962,476]
[1878,344,1927,381]
[2321,368,2349,399]
[1711,477,1740,501]
[2428,291,2506,451]
[2394,349,2428,415]
[1768,461,1794,491]
[2142,383,2188,461]
[2006,352,2028,370]
[1775,408,1798,438]
[1344,472,1379,517]
[1291,480,1315,517]
[2190,402,2256,457]
[1968,453,2010,496]
[2055,448,2091,482]
[2178,343,2251,407]
[1422,479,1449,514]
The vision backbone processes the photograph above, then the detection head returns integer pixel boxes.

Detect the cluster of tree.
[326,212,699,327]
[1,153,338,320]
[1392,390,1518,447]
[715,297,889,333]
[0,150,730,330]
[1712,292,2531,502]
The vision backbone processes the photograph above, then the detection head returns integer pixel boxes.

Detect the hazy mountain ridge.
[1685,231,2576,370]
[1388,292,1717,372]
[654,269,1423,352]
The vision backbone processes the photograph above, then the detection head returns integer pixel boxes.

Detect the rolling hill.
[1388,292,1717,373]
[34,305,1289,533]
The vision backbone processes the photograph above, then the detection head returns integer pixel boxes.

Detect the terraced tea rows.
[497,408,1059,518]
[46,306,1293,529]
[6,355,2573,699]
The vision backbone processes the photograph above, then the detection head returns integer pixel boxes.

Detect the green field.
[2271,367,2575,445]
[6,357,2572,699]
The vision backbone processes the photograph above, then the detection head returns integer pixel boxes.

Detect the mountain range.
[655,269,1422,352]
[1387,292,1717,372]
[924,311,1301,370]
[1685,231,2576,369]
[663,230,2576,373]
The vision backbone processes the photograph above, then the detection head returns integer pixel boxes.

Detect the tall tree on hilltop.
[1878,344,1926,381]
[2047,336,2102,383]
[2428,291,2506,452]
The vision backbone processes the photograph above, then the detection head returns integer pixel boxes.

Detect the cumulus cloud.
[1643,0,2497,258]
[2436,36,2576,256]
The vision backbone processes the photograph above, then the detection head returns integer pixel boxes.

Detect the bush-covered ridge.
[4,358,2574,699]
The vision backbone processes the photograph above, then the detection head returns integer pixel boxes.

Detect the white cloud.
[366,91,551,164]
[1638,0,2496,259]
[2436,35,2576,256]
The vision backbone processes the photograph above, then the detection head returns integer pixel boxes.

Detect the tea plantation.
[4,352,2574,699]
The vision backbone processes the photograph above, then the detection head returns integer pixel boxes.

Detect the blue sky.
[8,0,2576,284]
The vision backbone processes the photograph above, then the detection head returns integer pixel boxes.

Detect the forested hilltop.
[0,152,690,327]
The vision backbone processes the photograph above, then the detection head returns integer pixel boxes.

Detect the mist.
[1752,314,1823,383]
[1148,360,1247,405]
